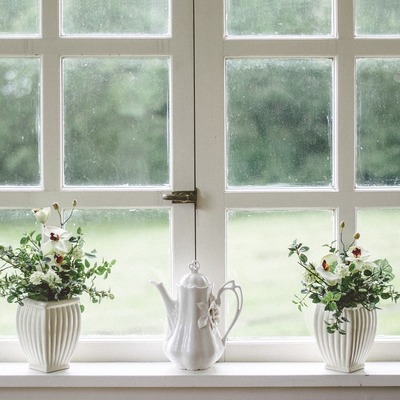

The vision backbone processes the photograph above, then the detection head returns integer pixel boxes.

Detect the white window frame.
[195,0,400,362]
[0,0,195,361]
[0,0,400,363]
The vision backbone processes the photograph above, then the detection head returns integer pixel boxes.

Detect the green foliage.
[0,58,40,185]
[288,224,400,334]
[63,58,169,186]
[62,0,168,35]
[355,0,400,35]
[226,0,332,36]
[226,58,333,187]
[0,229,115,306]
[1,2,400,189]
[0,204,115,308]
[357,59,400,186]
[0,0,39,34]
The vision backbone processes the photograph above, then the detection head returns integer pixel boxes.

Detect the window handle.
[163,189,197,205]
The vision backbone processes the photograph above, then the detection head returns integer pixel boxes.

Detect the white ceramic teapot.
[152,260,243,370]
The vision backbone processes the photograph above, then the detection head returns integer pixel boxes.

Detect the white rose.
[43,269,62,288]
[29,271,45,285]
[334,263,351,279]
[72,246,85,259]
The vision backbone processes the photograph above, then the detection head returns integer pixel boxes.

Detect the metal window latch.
[162,189,197,205]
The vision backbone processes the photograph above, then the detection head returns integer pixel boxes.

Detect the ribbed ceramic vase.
[16,298,81,372]
[314,304,377,373]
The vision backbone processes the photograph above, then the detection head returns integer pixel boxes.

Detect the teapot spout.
[151,281,177,336]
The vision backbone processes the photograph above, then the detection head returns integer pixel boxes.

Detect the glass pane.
[63,57,170,187]
[0,0,40,36]
[357,209,400,335]
[0,58,40,186]
[356,0,400,36]
[226,58,333,188]
[0,208,171,336]
[225,0,332,37]
[356,58,400,187]
[62,0,169,36]
[227,210,333,337]
[69,209,170,336]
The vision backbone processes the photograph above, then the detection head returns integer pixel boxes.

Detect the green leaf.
[299,254,308,263]
[7,295,15,303]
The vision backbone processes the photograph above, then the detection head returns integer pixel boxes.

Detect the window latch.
[162,189,197,205]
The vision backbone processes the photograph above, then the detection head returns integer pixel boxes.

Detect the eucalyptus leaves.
[0,201,115,311]
[288,222,399,334]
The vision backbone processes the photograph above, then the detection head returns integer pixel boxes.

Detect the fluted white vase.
[314,303,377,373]
[16,298,81,372]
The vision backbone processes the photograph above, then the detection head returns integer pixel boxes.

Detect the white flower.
[302,269,316,284]
[43,269,62,287]
[32,207,51,224]
[72,246,85,259]
[334,263,351,279]
[346,246,370,271]
[360,261,377,273]
[29,271,45,285]
[29,270,62,288]
[197,299,221,329]
[41,226,72,256]
[346,246,370,262]
[316,254,341,286]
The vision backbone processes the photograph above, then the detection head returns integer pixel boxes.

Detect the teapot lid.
[179,260,211,288]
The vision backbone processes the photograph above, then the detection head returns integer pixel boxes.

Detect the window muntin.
[61,0,170,37]
[225,0,333,37]
[226,58,333,188]
[356,58,400,187]
[63,57,170,187]
[0,58,40,186]
[0,0,40,36]
[355,0,400,36]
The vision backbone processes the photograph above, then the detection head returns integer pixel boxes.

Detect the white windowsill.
[0,362,399,388]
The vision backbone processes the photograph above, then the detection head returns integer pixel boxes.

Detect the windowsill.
[0,361,399,388]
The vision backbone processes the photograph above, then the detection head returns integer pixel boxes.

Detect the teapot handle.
[216,280,243,345]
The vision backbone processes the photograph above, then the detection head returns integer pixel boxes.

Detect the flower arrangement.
[0,201,115,311]
[288,222,399,334]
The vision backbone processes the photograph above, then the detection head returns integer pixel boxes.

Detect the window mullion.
[41,0,62,192]
[194,0,226,289]
[336,0,357,239]
[169,0,196,285]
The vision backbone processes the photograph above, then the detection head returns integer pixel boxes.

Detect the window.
[0,0,400,362]
[195,0,400,361]
[0,0,195,360]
